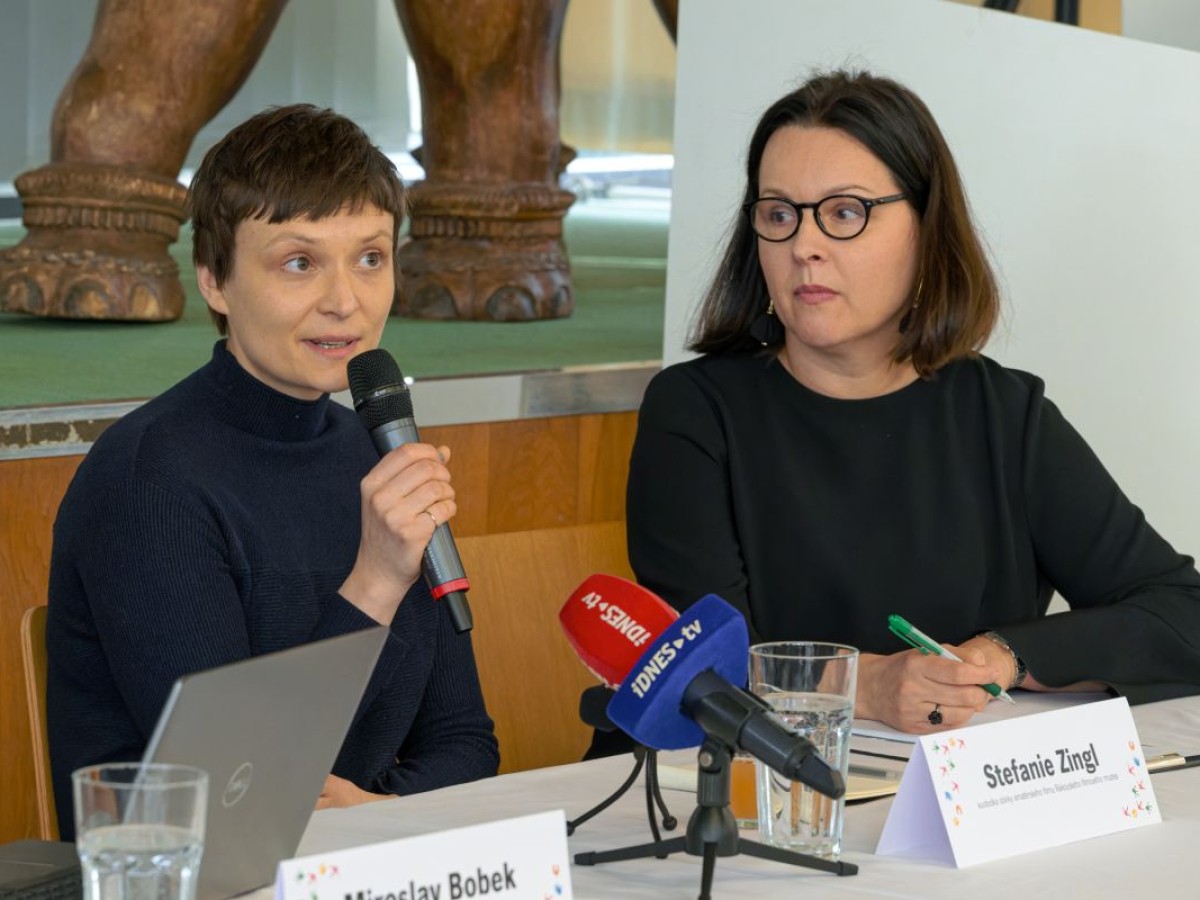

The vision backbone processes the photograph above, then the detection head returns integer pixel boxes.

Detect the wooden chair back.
[459,523,634,774]
[20,604,58,839]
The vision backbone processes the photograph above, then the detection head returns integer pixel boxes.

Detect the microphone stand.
[568,687,677,843]
[573,738,857,900]
[567,744,677,844]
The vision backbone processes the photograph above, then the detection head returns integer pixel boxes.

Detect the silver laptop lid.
[142,627,389,900]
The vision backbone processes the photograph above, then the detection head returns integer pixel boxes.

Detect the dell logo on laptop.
[223,762,253,807]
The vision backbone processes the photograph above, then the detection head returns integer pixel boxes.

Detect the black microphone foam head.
[579,685,618,732]
[347,349,413,429]
[348,349,403,404]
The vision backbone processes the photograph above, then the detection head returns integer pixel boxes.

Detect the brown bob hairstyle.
[690,70,999,377]
[186,104,406,335]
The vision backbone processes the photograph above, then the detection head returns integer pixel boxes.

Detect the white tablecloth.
[288,696,1200,898]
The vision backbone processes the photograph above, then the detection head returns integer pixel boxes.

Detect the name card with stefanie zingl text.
[876,697,1160,867]
[275,810,572,900]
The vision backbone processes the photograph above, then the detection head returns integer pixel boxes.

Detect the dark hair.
[186,104,406,334]
[690,70,999,377]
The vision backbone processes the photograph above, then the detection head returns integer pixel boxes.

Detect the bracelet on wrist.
[980,630,1027,690]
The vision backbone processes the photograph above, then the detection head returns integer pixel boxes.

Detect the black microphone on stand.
[561,577,858,887]
[579,685,620,733]
[347,349,473,633]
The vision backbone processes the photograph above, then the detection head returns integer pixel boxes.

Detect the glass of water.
[73,763,208,900]
[749,642,858,858]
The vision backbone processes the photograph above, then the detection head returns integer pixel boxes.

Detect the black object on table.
[0,841,81,900]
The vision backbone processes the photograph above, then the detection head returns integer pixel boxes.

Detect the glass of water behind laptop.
[749,642,858,859]
[73,763,208,900]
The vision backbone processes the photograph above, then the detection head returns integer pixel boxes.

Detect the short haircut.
[186,104,406,334]
[690,70,999,377]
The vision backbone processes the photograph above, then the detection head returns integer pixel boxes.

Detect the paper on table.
[852,691,1106,743]
[656,761,902,802]
[655,763,696,793]
[844,764,904,803]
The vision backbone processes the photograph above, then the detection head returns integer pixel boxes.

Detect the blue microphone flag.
[606,594,749,750]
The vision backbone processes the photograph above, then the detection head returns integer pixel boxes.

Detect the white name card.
[275,809,573,900]
[876,697,1160,867]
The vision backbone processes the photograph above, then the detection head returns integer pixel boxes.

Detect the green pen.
[887,614,1015,704]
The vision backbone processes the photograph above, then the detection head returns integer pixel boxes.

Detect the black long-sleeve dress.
[626,352,1200,702]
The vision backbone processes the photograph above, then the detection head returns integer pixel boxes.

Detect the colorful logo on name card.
[543,861,565,898]
[1122,737,1154,820]
[295,862,339,900]
[931,735,967,827]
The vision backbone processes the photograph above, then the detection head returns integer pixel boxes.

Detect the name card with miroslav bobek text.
[875,697,1160,867]
[275,810,572,900]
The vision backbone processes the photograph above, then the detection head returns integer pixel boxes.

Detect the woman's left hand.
[316,774,391,809]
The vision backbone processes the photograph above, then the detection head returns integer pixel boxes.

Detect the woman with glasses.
[625,70,1200,734]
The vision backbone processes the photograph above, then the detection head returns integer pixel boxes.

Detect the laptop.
[142,627,389,900]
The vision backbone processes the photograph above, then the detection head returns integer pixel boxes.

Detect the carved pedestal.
[0,0,287,322]
[0,164,188,320]
[398,181,575,320]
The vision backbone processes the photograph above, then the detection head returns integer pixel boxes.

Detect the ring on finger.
[927,703,943,726]
[423,509,438,529]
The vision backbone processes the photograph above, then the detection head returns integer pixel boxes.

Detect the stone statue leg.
[0,0,288,321]
[394,0,575,321]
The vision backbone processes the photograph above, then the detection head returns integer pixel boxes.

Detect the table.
[284,697,1200,898]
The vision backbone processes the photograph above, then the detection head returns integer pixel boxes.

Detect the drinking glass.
[73,763,208,900]
[749,642,858,858]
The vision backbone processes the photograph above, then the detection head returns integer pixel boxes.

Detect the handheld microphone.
[559,577,844,799]
[347,349,472,633]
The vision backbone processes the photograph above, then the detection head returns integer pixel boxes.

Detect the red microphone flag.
[558,573,680,686]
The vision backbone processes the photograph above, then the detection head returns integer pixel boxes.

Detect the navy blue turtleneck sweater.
[46,342,498,838]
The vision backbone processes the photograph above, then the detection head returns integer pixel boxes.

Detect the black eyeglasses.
[744,192,908,242]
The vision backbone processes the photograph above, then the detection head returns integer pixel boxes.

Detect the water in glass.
[78,823,203,900]
[755,691,854,858]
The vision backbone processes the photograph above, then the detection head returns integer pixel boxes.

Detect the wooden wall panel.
[422,411,634,537]
[483,417,582,532]
[0,411,637,843]
[575,410,638,524]
[461,522,635,775]
[421,422,493,537]
[0,454,81,844]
